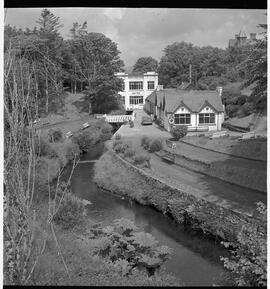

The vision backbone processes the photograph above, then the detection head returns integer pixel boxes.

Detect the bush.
[129,120,134,128]
[48,129,63,143]
[89,218,172,276]
[113,139,123,148]
[73,129,100,152]
[115,133,121,140]
[220,202,266,286]
[134,153,150,165]
[141,136,150,150]
[114,142,130,154]
[101,123,113,141]
[34,136,57,158]
[149,139,163,152]
[124,148,136,158]
[170,126,187,141]
[53,187,86,229]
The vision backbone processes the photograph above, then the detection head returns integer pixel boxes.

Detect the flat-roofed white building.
[115,71,158,110]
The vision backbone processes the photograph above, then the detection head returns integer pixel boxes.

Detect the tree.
[158,42,228,89]
[68,31,125,113]
[241,24,267,110]
[132,57,158,73]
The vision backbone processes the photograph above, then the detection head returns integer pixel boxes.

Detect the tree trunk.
[45,66,49,114]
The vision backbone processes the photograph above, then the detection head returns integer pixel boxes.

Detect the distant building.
[228,31,257,48]
[145,88,225,132]
[115,71,158,110]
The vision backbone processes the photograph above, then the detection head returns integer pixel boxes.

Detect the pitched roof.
[146,89,224,113]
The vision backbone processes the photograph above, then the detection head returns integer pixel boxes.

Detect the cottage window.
[129,81,143,90]
[147,81,155,90]
[120,95,125,104]
[174,114,191,124]
[130,95,143,105]
[199,113,215,124]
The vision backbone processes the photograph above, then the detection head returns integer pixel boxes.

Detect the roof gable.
[149,89,224,113]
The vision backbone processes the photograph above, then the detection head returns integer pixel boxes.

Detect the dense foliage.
[132,56,159,73]
[89,218,172,276]
[220,202,267,286]
[170,126,188,140]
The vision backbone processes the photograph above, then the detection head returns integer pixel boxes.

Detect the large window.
[129,81,143,90]
[174,114,191,124]
[130,95,143,105]
[199,113,215,124]
[147,81,155,90]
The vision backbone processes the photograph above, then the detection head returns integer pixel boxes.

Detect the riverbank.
[94,148,266,243]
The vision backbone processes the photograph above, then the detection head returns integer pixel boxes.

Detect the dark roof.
[146,89,224,113]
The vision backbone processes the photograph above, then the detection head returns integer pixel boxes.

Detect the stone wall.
[94,149,266,243]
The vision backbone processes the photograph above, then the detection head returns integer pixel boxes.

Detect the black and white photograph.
[3,6,267,287]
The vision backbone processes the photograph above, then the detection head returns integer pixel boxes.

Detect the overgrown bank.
[94,149,266,243]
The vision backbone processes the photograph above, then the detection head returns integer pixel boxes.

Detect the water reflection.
[67,158,229,286]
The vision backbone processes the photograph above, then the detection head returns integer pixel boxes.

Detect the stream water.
[64,142,232,286]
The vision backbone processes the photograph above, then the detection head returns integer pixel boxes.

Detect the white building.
[115,71,158,110]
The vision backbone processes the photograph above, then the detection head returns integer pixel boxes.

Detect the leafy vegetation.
[132,56,159,73]
[90,218,172,276]
[53,185,87,229]
[170,126,188,140]
[149,139,163,152]
[220,202,267,286]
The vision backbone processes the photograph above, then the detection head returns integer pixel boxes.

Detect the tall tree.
[36,9,64,114]
[132,57,158,73]
[242,24,267,110]
[68,31,124,113]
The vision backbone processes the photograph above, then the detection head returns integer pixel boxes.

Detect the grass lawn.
[183,135,266,162]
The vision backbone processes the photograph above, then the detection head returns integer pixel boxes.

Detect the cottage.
[145,88,225,132]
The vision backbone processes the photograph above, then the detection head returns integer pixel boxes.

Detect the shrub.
[48,129,63,143]
[89,218,172,276]
[34,135,57,158]
[170,126,187,141]
[53,187,87,230]
[101,123,113,141]
[124,148,136,158]
[113,142,128,154]
[129,120,134,128]
[113,139,123,148]
[220,202,266,286]
[134,153,150,165]
[115,133,121,140]
[141,136,150,150]
[72,129,100,152]
[149,139,163,152]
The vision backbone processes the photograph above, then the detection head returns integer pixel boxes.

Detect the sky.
[5,8,267,67]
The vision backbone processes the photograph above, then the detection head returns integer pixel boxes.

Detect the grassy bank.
[5,120,181,286]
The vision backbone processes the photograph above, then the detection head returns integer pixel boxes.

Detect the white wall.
[116,72,158,109]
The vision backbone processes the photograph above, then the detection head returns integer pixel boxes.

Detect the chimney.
[216,86,223,96]
[250,33,256,40]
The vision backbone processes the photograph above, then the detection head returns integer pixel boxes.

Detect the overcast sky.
[5,8,267,67]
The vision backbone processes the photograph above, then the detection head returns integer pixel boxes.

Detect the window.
[199,113,215,124]
[174,114,191,124]
[129,81,143,90]
[121,82,125,91]
[120,95,125,104]
[130,95,143,105]
[147,81,155,90]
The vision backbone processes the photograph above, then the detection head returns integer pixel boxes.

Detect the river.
[64,142,232,286]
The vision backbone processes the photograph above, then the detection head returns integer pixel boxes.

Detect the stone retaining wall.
[94,149,266,243]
